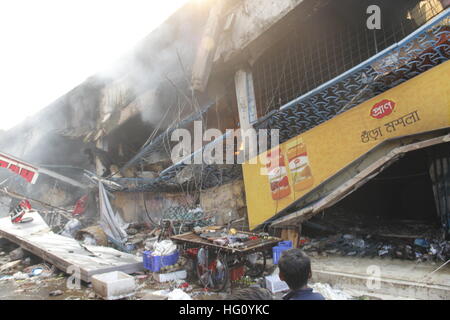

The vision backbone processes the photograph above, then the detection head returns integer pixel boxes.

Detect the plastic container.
[143,250,179,272]
[272,241,293,265]
[91,271,136,300]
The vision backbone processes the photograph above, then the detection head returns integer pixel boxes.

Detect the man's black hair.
[278,249,311,290]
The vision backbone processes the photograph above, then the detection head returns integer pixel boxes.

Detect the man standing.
[278,249,325,300]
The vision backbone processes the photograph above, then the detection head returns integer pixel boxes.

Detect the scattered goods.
[167,288,192,300]
[151,240,177,256]
[145,289,186,300]
[0,212,144,282]
[143,246,179,273]
[23,263,54,278]
[301,234,450,262]
[310,283,353,300]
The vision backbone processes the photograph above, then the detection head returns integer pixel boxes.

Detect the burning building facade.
[0,0,449,294]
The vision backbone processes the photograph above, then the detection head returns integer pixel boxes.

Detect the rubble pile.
[301,234,450,262]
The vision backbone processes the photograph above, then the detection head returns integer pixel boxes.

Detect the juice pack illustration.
[287,139,314,192]
[266,147,291,201]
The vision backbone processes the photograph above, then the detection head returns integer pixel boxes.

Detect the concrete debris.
[141,292,169,300]
[49,290,64,296]
[167,288,192,300]
[75,225,109,247]
[0,260,21,273]
[9,247,25,261]
[60,219,82,238]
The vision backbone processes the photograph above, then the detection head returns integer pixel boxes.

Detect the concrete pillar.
[234,68,258,159]
[95,138,109,177]
[234,68,258,131]
[191,0,226,92]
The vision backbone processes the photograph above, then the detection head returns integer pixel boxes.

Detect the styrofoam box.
[154,270,187,283]
[91,271,136,300]
[265,274,289,294]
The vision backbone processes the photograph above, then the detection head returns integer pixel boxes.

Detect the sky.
[0,0,191,131]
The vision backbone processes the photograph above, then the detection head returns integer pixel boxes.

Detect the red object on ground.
[249,236,259,241]
[73,195,88,216]
[298,237,310,246]
[229,265,245,282]
[11,200,32,223]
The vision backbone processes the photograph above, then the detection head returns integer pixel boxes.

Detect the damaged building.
[0,0,449,300]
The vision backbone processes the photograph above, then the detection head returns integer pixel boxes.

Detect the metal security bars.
[253,0,446,117]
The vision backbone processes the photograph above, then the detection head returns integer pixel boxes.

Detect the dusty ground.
[0,250,368,301]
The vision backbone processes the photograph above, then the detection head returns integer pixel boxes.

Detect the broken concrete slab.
[0,212,143,282]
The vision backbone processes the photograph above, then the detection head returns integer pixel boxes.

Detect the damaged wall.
[111,191,196,224]
[111,179,247,228]
[214,0,307,65]
[200,179,247,226]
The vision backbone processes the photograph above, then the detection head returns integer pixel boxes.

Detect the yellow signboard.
[243,61,450,229]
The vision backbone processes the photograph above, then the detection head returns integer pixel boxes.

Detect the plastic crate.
[278,241,293,248]
[143,251,179,272]
[272,241,293,265]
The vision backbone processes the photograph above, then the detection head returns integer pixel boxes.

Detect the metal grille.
[253,0,445,117]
